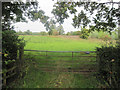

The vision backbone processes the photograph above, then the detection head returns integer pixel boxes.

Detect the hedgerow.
[2,30,25,69]
[96,41,120,88]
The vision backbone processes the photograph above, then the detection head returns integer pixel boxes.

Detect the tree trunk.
[0,1,2,89]
[118,2,120,39]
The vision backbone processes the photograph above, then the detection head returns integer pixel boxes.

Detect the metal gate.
[24,50,97,74]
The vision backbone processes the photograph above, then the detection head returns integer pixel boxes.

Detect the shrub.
[80,28,90,39]
[101,35,112,41]
[39,31,48,35]
[50,29,59,35]
[2,30,25,69]
[111,31,118,40]
[96,41,120,88]
[71,31,81,35]
[66,32,71,35]
[89,31,99,38]
[89,30,118,40]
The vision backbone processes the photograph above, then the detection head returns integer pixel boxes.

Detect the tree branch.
[102,2,120,4]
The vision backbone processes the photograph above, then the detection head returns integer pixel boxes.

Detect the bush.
[89,30,118,40]
[101,35,112,41]
[71,31,81,35]
[48,29,59,35]
[39,31,48,35]
[52,29,59,35]
[80,28,90,39]
[2,30,25,69]
[111,31,118,40]
[89,31,99,38]
[96,42,120,88]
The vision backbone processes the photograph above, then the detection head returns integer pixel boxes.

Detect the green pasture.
[9,35,102,88]
[20,35,101,51]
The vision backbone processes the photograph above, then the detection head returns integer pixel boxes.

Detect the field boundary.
[24,50,96,53]
[24,49,96,57]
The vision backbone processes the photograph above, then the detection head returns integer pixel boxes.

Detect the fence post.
[3,72,6,86]
[19,46,24,66]
[46,51,47,56]
[72,52,73,57]
[17,46,24,76]
[72,52,73,60]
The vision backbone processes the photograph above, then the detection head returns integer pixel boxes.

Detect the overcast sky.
[13,0,79,33]
[13,0,119,33]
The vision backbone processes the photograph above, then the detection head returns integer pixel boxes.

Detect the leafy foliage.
[24,30,32,35]
[80,27,90,39]
[46,20,64,35]
[2,1,64,35]
[89,30,118,40]
[52,1,119,34]
[52,29,59,35]
[2,30,25,68]
[39,31,48,35]
[2,1,40,31]
[57,25,64,35]
[66,31,81,35]
[96,42,120,88]
[47,19,56,35]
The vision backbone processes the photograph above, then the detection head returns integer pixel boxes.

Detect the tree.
[52,29,59,35]
[2,0,39,31]
[24,30,32,35]
[17,30,24,35]
[47,19,57,35]
[57,25,64,35]
[71,31,81,35]
[52,0,120,35]
[1,0,51,32]
[66,31,81,35]
[80,27,90,39]
[118,4,120,39]
[39,31,48,35]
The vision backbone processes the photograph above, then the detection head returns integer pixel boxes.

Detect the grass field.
[21,35,101,51]
[9,35,103,88]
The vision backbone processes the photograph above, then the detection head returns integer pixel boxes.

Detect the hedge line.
[96,42,120,88]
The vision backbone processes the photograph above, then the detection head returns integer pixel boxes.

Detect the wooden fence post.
[72,52,73,60]
[17,46,24,76]
[3,72,6,86]
[72,52,73,57]
[19,46,24,67]
[46,51,47,56]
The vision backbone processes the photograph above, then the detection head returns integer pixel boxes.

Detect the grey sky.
[13,0,119,33]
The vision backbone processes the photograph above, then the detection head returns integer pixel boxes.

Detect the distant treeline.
[17,28,118,40]
[17,30,47,35]
[17,30,81,36]
[17,29,64,36]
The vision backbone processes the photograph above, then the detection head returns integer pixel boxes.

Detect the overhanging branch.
[102,2,120,4]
